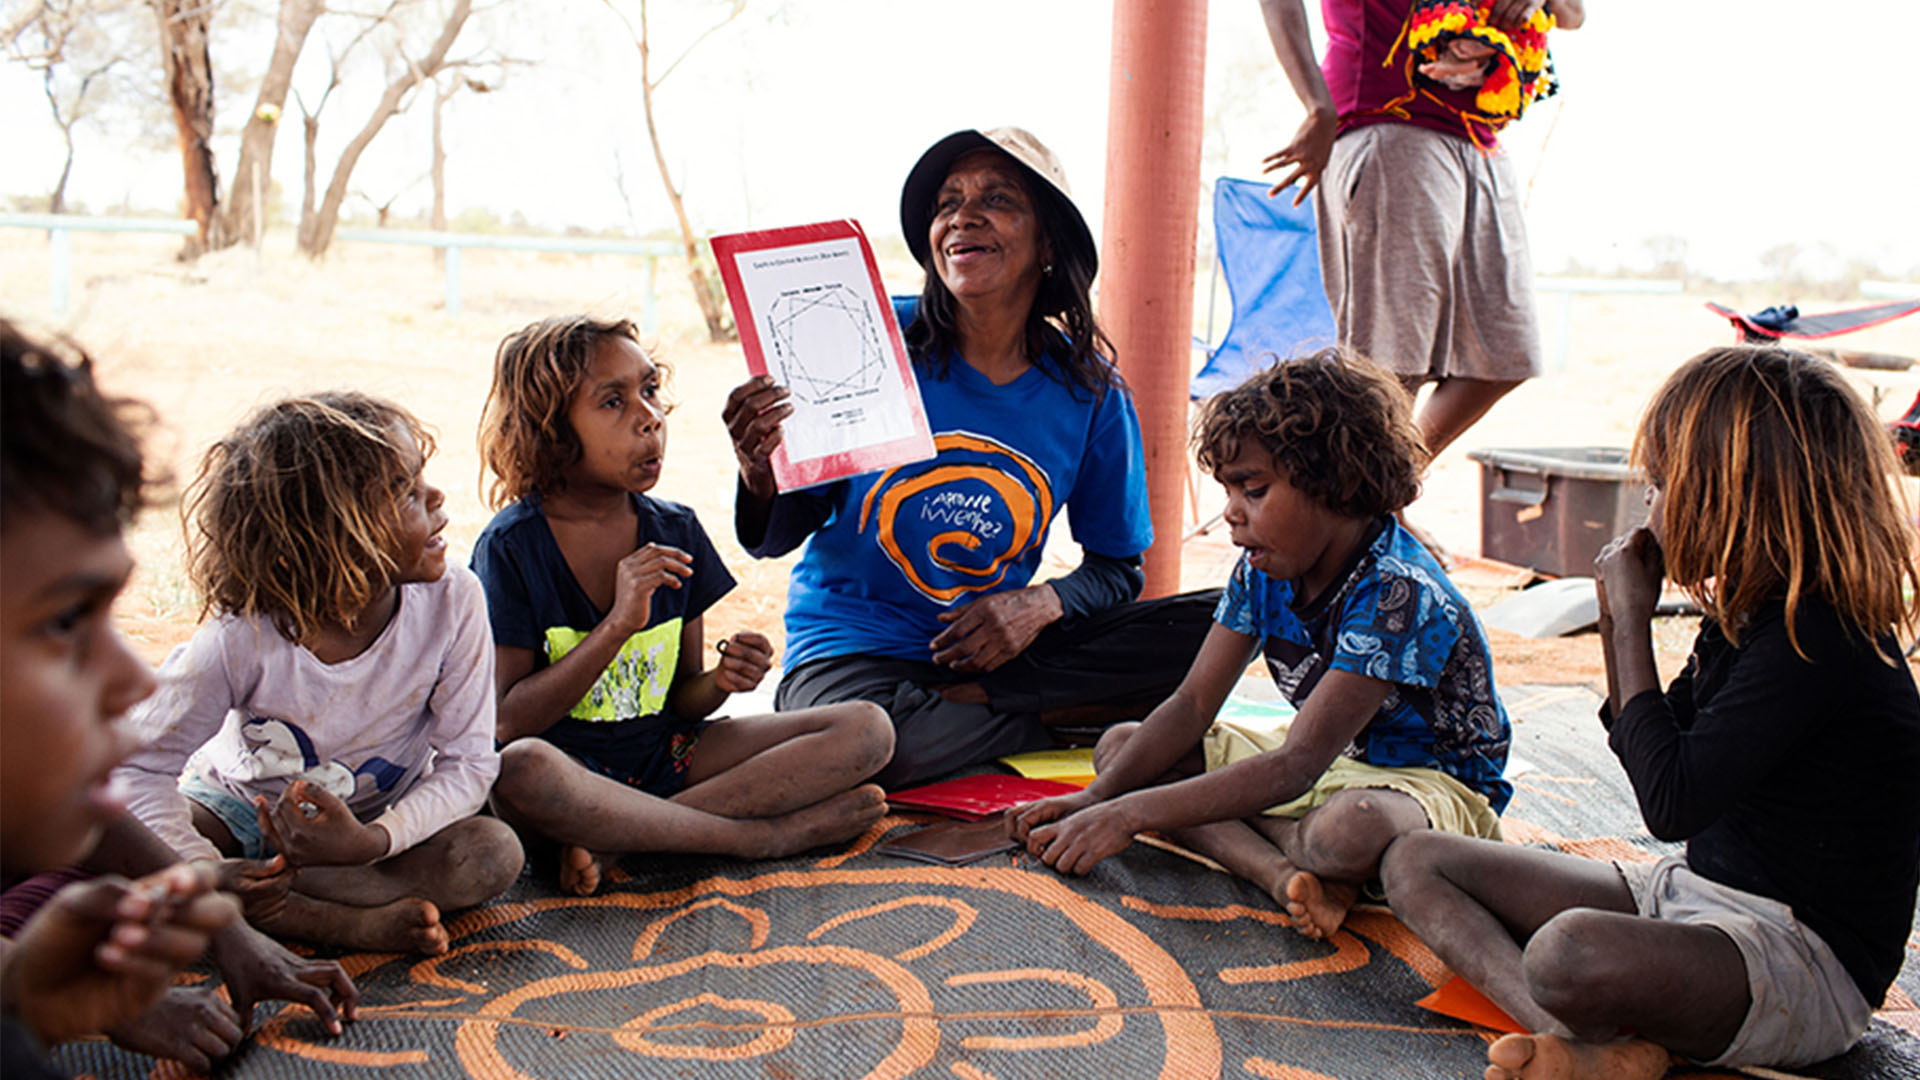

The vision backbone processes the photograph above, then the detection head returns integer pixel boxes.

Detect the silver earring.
[1043,263,1054,276]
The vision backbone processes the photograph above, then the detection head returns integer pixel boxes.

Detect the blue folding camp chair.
[1190,176,1338,401]
[1187,178,1338,535]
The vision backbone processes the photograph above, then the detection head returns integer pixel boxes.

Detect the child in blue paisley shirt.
[1013,348,1508,939]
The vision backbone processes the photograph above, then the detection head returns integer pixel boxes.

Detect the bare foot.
[559,845,606,897]
[263,893,449,955]
[107,987,242,1071]
[1485,1033,1671,1080]
[1283,871,1358,940]
[740,784,888,859]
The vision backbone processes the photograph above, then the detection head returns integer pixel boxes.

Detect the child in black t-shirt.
[473,316,891,895]
[1383,346,1920,1079]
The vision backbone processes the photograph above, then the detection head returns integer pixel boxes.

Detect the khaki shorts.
[1316,122,1544,382]
[1616,855,1873,1067]
[1202,716,1502,840]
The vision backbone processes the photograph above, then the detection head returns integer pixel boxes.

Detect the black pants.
[776,590,1220,789]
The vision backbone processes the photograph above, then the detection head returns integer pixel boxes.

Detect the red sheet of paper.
[885,774,1083,821]
[710,220,934,491]
[1415,975,1525,1034]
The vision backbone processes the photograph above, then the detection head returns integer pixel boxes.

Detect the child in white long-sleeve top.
[116,393,523,956]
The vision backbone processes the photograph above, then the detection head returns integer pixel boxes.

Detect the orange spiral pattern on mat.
[1243,1058,1343,1080]
[412,939,588,995]
[452,944,938,1079]
[631,896,770,960]
[613,992,798,1060]
[945,968,1122,1050]
[1220,930,1370,985]
[808,895,978,961]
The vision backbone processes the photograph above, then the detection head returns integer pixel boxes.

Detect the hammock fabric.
[1385,0,1558,147]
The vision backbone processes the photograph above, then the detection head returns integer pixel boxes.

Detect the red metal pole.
[1101,0,1208,598]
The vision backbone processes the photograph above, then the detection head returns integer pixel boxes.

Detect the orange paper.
[1414,975,1525,1034]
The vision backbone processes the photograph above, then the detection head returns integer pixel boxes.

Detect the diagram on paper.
[767,283,887,405]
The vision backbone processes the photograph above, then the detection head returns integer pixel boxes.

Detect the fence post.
[444,244,462,316]
[49,226,71,314]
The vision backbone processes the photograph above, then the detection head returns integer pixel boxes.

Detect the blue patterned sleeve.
[1213,554,1265,638]
[1324,563,1461,689]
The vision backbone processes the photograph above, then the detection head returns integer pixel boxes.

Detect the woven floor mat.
[50,686,1920,1079]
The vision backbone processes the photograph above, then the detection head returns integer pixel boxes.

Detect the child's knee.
[835,701,895,774]
[1092,722,1141,771]
[439,816,525,903]
[1522,910,1620,1021]
[1377,828,1449,899]
[493,738,568,810]
[1297,789,1426,874]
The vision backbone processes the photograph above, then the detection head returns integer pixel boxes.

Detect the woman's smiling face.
[928,149,1048,309]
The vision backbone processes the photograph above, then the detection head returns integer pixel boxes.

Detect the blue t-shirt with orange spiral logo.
[779,298,1153,671]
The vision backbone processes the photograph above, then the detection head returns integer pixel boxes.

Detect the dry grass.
[7,227,1920,693]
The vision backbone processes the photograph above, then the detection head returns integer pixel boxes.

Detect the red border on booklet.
[711,220,934,491]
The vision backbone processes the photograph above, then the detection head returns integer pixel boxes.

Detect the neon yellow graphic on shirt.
[545,618,681,721]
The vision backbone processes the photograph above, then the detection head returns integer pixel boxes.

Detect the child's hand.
[713,632,773,693]
[1007,790,1100,846]
[606,543,694,637]
[0,862,238,1046]
[1024,797,1142,876]
[208,922,358,1037]
[255,781,389,868]
[212,854,293,925]
[1594,526,1664,627]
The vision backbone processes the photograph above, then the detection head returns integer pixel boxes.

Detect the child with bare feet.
[1,322,240,1075]
[1012,350,1510,940]
[1383,346,1920,1079]
[116,393,524,957]
[473,316,892,896]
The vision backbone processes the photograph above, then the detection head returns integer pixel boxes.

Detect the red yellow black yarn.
[1381,0,1559,148]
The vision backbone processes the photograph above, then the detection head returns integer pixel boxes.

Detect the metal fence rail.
[1,214,680,329]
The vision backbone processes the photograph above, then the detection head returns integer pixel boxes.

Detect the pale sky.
[4,0,1917,282]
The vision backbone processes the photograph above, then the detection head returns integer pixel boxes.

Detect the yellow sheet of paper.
[996,748,1096,787]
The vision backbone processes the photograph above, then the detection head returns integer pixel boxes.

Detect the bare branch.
[649,0,742,90]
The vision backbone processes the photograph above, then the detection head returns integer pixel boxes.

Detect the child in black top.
[1383,346,1920,1078]
[473,316,892,896]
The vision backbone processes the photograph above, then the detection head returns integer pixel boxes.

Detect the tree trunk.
[152,0,223,257]
[635,0,732,343]
[431,77,453,233]
[300,0,473,259]
[217,0,323,247]
[50,131,73,214]
[297,109,319,250]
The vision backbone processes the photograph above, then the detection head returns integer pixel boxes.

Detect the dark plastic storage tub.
[1465,447,1649,577]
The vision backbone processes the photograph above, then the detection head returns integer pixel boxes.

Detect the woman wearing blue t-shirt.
[724,127,1215,789]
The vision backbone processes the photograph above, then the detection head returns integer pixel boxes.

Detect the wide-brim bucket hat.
[899,127,1097,276]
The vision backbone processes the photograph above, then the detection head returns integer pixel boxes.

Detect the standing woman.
[725,127,1215,789]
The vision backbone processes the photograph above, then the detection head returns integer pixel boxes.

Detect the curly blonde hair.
[186,392,433,644]
[1193,348,1426,518]
[1636,346,1919,655]
[479,315,667,508]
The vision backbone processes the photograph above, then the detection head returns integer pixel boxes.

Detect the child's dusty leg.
[1258,788,1429,939]
[492,738,887,875]
[287,816,524,910]
[1165,817,1301,909]
[1381,831,1748,1068]
[1380,831,1602,1035]
[253,817,522,955]
[674,703,892,818]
